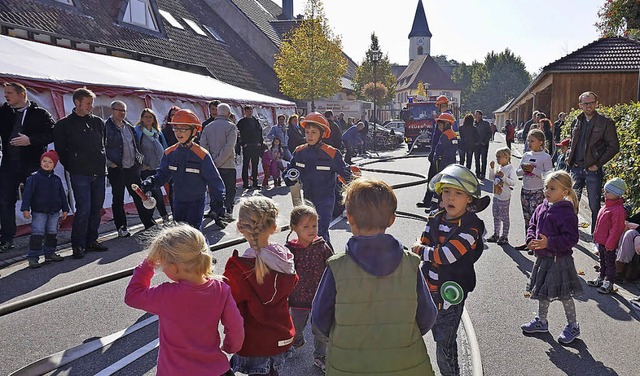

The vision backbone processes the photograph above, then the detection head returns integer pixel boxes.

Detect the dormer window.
[123,0,159,31]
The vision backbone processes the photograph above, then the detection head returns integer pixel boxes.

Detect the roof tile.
[544,37,640,72]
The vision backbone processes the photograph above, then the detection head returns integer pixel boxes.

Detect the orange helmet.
[436,112,456,125]
[436,95,449,106]
[169,109,202,132]
[300,112,331,138]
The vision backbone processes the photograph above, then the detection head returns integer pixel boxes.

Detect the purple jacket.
[526,199,578,258]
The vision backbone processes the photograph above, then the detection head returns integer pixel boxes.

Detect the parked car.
[383,120,405,136]
[367,123,404,150]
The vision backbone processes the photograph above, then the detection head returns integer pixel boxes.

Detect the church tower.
[408,0,432,62]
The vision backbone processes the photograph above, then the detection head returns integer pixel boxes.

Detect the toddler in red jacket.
[587,177,627,294]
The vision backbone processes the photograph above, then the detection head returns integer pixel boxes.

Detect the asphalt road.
[1,135,639,376]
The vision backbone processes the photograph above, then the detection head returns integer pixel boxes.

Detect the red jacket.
[223,250,298,357]
[593,198,626,251]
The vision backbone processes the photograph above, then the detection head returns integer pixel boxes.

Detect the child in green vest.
[312,179,437,376]
[412,164,486,376]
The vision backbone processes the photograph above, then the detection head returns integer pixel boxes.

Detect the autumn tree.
[354,33,396,104]
[415,81,427,97]
[274,0,347,110]
[596,0,640,38]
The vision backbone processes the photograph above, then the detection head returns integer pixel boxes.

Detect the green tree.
[596,0,640,38]
[354,33,396,104]
[452,49,530,115]
[273,0,347,110]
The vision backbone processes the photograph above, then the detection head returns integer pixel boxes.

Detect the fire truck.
[400,97,439,152]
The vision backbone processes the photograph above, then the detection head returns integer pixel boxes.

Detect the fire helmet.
[169,109,202,132]
[300,112,331,138]
[429,164,480,199]
[436,95,449,106]
[436,113,456,125]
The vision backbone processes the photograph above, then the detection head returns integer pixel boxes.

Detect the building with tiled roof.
[505,37,640,124]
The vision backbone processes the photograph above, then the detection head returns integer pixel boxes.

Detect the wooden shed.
[505,37,640,125]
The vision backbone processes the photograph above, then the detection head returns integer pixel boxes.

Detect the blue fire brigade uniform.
[145,143,225,230]
[434,128,458,173]
[285,141,351,245]
[423,109,458,207]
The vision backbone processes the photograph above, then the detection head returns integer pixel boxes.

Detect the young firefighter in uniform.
[141,109,226,230]
[425,113,459,209]
[283,112,352,247]
[412,164,485,376]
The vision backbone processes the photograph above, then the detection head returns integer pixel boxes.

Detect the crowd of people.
[3,80,640,375]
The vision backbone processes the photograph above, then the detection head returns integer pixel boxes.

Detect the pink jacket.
[593,198,626,251]
[125,259,244,376]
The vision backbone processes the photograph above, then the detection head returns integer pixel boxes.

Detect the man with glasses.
[105,101,156,237]
[566,91,619,233]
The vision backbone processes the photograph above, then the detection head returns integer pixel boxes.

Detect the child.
[587,177,627,294]
[284,112,352,246]
[313,179,436,375]
[488,147,517,245]
[423,112,459,209]
[554,137,571,171]
[521,171,583,344]
[224,197,298,376]
[141,108,226,230]
[412,164,485,376]
[285,205,333,372]
[21,150,68,268]
[262,137,286,187]
[516,129,553,251]
[124,224,244,375]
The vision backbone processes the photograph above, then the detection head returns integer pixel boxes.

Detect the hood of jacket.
[345,233,404,276]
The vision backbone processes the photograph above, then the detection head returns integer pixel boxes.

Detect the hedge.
[562,102,640,211]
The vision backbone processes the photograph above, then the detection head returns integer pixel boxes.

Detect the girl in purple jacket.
[521,170,583,344]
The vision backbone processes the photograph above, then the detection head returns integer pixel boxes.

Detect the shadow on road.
[500,244,534,279]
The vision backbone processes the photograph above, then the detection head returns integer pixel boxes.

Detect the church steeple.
[408,0,431,61]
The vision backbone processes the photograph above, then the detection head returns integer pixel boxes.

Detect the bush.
[562,102,640,211]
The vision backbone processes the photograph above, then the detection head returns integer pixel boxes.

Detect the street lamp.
[371,49,382,152]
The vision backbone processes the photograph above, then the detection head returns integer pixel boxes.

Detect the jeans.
[570,167,603,233]
[174,197,206,230]
[140,170,168,217]
[27,212,60,259]
[290,307,327,358]
[474,144,489,177]
[107,166,156,230]
[459,149,474,170]
[431,300,465,376]
[0,162,26,243]
[218,168,237,213]
[70,174,106,248]
[344,143,356,164]
[242,145,262,186]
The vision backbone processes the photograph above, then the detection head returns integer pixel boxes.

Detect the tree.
[354,33,396,104]
[273,0,347,110]
[596,0,640,38]
[362,82,388,104]
[452,49,531,115]
[415,81,427,97]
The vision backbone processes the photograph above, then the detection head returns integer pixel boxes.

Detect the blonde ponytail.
[237,197,279,284]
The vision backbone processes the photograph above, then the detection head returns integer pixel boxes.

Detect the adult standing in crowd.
[522,110,538,152]
[105,100,156,237]
[201,100,220,130]
[200,103,238,219]
[458,113,477,169]
[538,117,553,153]
[566,91,619,233]
[287,114,305,153]
[267,114,292,160]
[236,105,264,189]
[54,87,108,258]
[323,110,343,150]
[504,119,515,150]
[134,108,169,222]
[336,112,347,131]
[161,106,180,147]
[553,112,566,154]
[474,110,492,179]
[0,82,54,252]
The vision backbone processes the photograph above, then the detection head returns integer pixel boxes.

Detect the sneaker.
[586,276,604,287]
[487,234,499,243]
[521,316,549,333]
[161,215,172,223]
[44,253,64,263]
[597,280,614,294]
[242,184,250,190]
[117,227,131,238]
[0,241,14,252]
[252,184,262,189]
[28,258,41,269]
[72,246,85,259]
[558,323,580,344]
[497,236,509,245]
[87,241,108,252]
[313,356,326,373]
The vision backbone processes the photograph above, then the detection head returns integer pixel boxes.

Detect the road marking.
[94,339,159,376]
[9,315,158,376]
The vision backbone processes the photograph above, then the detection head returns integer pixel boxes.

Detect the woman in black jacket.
[458,114,477,169]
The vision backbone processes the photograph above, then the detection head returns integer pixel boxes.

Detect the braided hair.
[236,197,279,284]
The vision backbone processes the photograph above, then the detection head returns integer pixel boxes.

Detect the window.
[159,9,184,29]
[417,46,423,56]
[182,18,206,36]
[123,0,159,31]
[203,25,225,42]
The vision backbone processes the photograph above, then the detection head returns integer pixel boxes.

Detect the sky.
[290,0,605,73]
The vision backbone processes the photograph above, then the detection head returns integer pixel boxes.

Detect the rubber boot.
[28,235,44,268]
[44,234,63,263]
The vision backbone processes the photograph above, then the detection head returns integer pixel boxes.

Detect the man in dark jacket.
[236,105,264,189]
[105,100,156,236]
[474,110,492,179]
[0,82,54,252]
[323,110,343,150]
[54,87,108,258]
[566,91,620,233]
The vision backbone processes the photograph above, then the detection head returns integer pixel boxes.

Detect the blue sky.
[291,0,604,73]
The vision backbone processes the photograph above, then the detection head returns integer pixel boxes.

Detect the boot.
[615,261,626,283]
[44,234,63,263]
[28,234,44,258]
